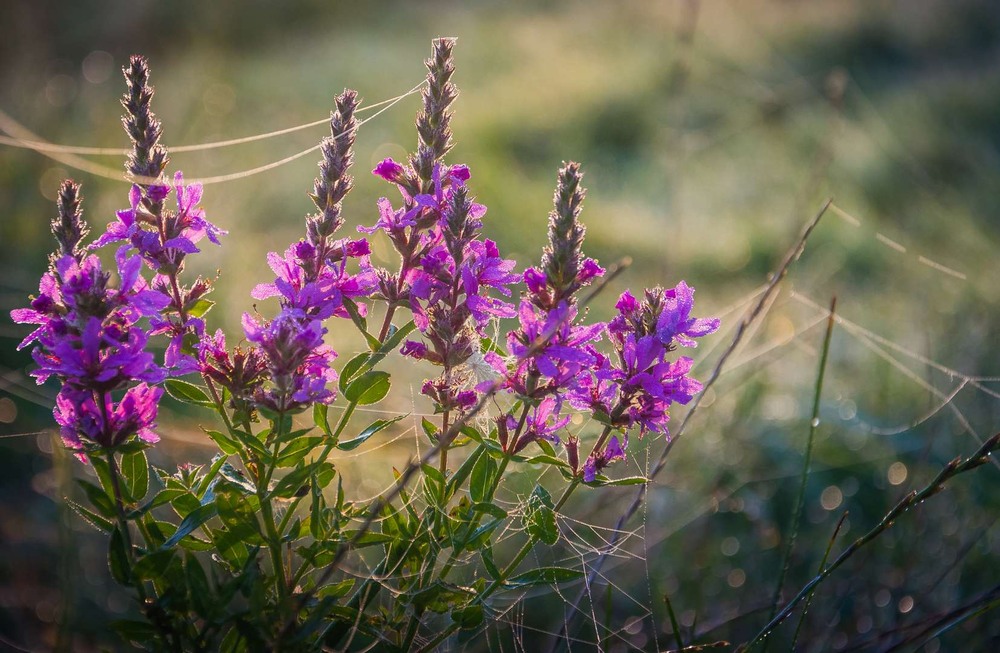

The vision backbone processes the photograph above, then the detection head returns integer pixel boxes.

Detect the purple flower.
[373,158,405,183]
[654,281,721,348]
[243,309,338,412]
[511,396,571,453]
[54,383,163,459]
[251,240,376,320]
[583,435,626,482]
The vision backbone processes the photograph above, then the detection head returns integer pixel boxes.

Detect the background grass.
[2,1,1000,650]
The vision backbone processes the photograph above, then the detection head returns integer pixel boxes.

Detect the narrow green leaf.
[470,453,497,504]
[587,475,648,487]
[338,353,370,392]
[204,429,239,455]
[67,499,115,533]
[524,454,570,469]
[337,414,406,451]
[421,417,439,442]
[481,548,501,580]
[271,463,317,499]
[121,450,149,503]
[185,555,213,617]
[472,502,508,520]
[276,436,324,467]
[344,371,391,405]
[506,566,583,587]
[447,445,485,496]
[313,403,333,437]
[161,503,218,550]
[77,479,116,518]
[164,379,214,407]
[108,526,131,584]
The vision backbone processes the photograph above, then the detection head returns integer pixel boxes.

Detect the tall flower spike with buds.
[366,39,461,331]
[500,163,605,457]
[241,89,374,413]
[96,56,225,376]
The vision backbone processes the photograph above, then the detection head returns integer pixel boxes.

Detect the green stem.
[418,480,582,653]
[764,297,836,651]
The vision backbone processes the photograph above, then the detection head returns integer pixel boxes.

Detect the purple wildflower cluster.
[12,181,171,457]
[370,160,517,412]
[11,56,225,459]
[205,90,376,415]
[568,282,720,480]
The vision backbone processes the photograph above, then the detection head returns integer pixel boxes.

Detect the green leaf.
[132,549,177,582]
[204,429,239,455]
[67,499,115,533]
[421,463,446,488]
[108,526,131,585]
[313,403,333,437]
[276,436,324,467]
[337,414,406,451]
[525,485,559,545]
[164,379,215,407]
[187,298,215,318]
[421,417,439,442]
[121,450,149,503]
[506,566,583,588]
[77,479,116,518]
[185,555,213,617]
[452,604,485,629]
[315,579,355,600]
[588,475,648,487]
[470,452,497,504]
[472,502,507,520]
[409,581,475,613]
[338,353,370,392]
[271,463,319,499]
[344,371,390,405]
[448,445,485,496]
[524,454,570,469]
[161,503,218,550]
[481,548,501,580]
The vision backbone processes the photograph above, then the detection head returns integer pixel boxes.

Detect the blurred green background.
[3,0,1000,650]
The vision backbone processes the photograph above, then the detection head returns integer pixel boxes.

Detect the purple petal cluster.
[251,239,375,320]
[371,160,518,411]
[12,229,170,458]
[568,282,719,478]
[242,310,337,413]
[95,172,225,375]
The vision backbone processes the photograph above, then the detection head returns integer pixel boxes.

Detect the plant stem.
[763,296,836,651]
[417,480,581,653]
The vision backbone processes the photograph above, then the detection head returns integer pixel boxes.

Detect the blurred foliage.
[3,0,1000,650]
